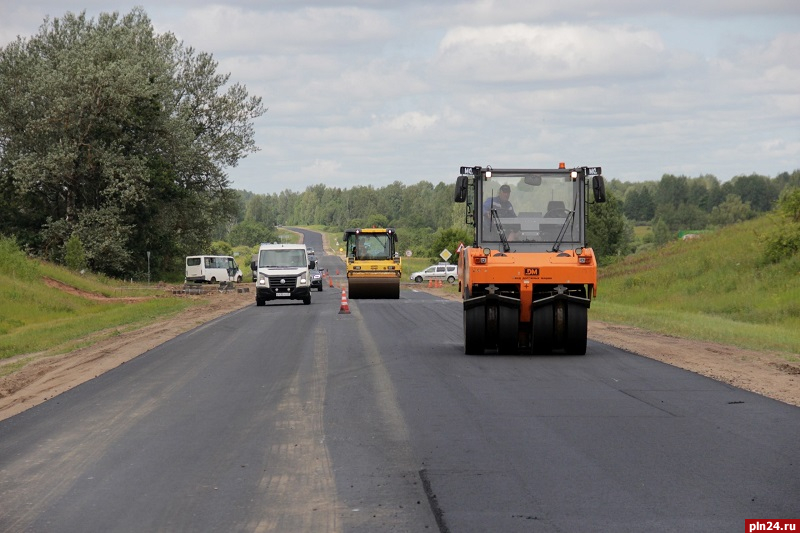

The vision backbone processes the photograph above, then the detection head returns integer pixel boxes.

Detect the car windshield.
[259,249,307,268]
[481,173,579,244]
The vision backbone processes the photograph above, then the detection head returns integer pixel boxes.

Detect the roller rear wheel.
[565,302,588,355]
[497,305,519,354]
[531,304,554,355]
[464,305,486,355]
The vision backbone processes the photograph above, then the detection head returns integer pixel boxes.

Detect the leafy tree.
[652,218,672,246]
[227,220,275,247]
[0,8,264,277]
[761,187,800,264]
[586,192,632,262]
[654,202,708,232]
[777,187,800,223]
[709,194,754,226]
[73,206,135,276]
[657,174,690,208]
[727,173,778,212]
[366,214,390,228]
[623,186,655,222]
[210,241,233,256]
[64,234,88,272]
[429,227,471,262]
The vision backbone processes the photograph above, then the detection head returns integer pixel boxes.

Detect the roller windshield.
[347,234,395,261]
[481,173,580,244]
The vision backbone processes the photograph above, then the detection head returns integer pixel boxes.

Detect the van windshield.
[259,249,307,268]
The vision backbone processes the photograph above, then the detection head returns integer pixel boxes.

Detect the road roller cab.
[343,227,402,299]
[454,164,606,355]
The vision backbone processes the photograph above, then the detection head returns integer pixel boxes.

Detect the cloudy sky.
[1,1,799,194]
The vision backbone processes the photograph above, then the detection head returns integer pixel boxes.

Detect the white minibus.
[185,255,243,283]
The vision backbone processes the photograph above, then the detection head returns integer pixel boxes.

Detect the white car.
[411,263,458,284]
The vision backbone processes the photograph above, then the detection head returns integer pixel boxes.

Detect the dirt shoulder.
[0,288,255,422]
[2,246,798,421]
[588,321,799,406]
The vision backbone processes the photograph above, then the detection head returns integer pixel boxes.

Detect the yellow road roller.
[343,227,402,299]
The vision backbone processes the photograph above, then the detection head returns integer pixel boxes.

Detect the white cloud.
[378,111,440,133]
[435,23,667,83]
[171,5,394,54]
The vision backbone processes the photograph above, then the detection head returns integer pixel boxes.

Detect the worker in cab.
[483,184,516,219]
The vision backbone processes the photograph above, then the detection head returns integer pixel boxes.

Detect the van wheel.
[414,276,423,283]
[236,275,242,283]
[447,276,456,283]
[209,277,216,283]
[303,295,311,305]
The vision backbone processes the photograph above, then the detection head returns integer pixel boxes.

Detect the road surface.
[1,229,798,532]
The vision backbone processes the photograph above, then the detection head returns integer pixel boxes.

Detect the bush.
[761,226,800,265]
[0,236,39,280]
[64,234,88,272]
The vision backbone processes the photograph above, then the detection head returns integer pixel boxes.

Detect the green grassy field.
[0,237,217,368]
[593,215,800,359]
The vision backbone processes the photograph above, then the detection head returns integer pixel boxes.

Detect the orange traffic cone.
[428,279,433,288]
[339,289,350,314]
[328,275,334,288]
[436,280,442,288]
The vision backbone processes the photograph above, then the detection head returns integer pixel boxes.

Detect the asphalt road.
[1,230,798,532]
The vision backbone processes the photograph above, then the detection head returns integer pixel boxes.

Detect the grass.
[594,215,800,358]
[0,237,217,362]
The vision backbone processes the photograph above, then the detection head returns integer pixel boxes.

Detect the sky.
[1,1,799,195]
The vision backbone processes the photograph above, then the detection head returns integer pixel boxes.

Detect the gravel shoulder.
[1,282,798,423]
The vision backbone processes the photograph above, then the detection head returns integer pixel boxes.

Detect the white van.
[185,255,243,283]
[410,263,458,283]
[252,243,316,306]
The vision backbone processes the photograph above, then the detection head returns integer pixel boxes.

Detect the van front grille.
[268,276,297,289]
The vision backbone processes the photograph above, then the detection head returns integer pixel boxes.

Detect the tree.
[227,220,275,247]
[64,234,88,272]
[623,186,655,222]
[777,187,800,223]
[0,8,265,277]
[709,194,754,226]
[652,218,672,246]
[586,193,632,262]
[429,227,471,262]
[657,174,689,208]
[761,187,800,264]
[728,174,778,212]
